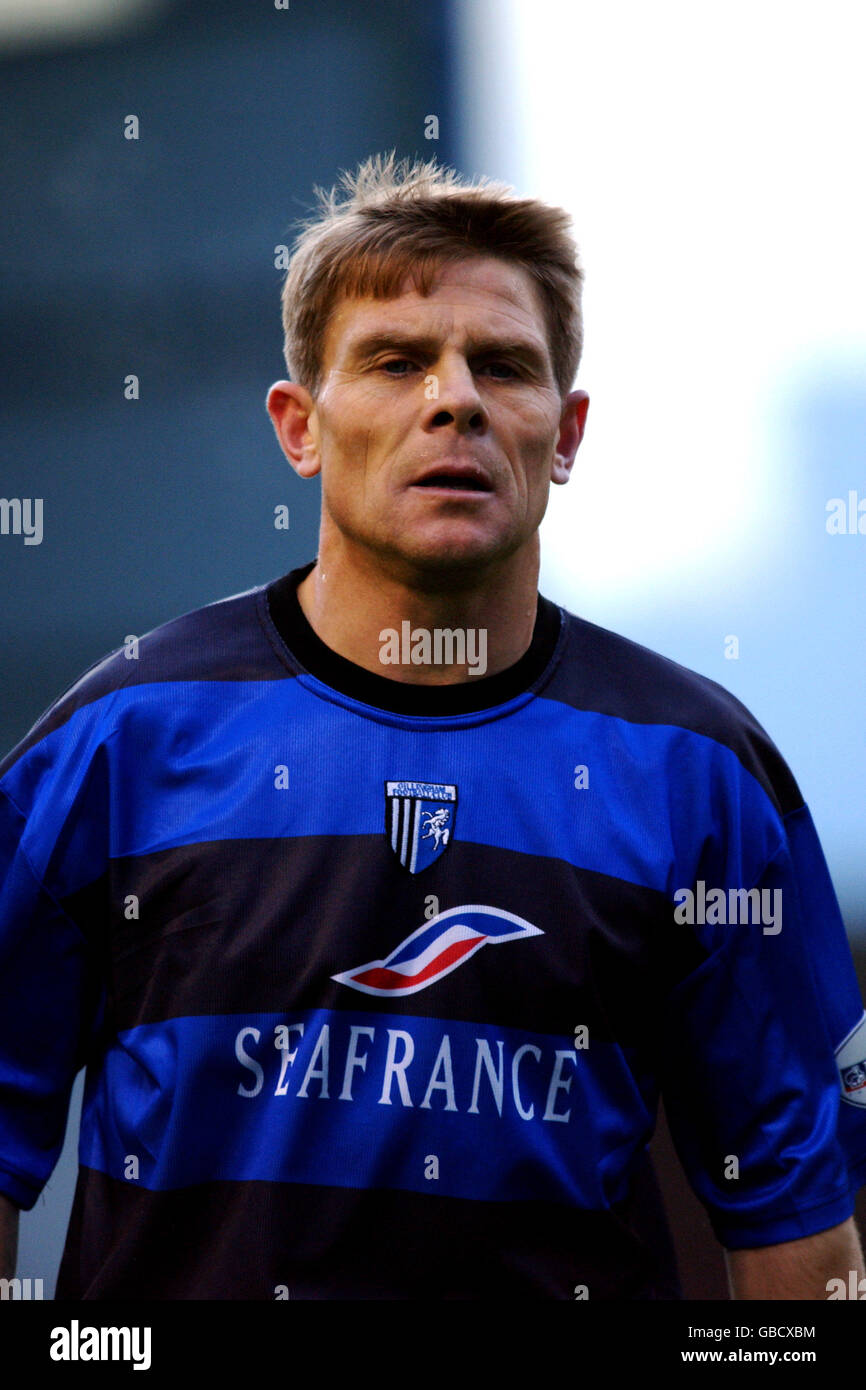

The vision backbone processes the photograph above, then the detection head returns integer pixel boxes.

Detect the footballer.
[1,154,865,1299]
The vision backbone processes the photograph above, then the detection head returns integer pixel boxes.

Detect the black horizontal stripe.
[543,616,803,817]
[0,587,292,777]
[55,1159,682,1300]
[62,836,708,1045]
[0,560,563,773]
[3,561,800,826]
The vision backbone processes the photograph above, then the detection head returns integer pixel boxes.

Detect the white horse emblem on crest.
[421,807,451,851]
[385,780,458,873]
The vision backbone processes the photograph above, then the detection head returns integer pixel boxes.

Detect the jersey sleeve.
[0,685,114,1211]
[659,786,866,1250]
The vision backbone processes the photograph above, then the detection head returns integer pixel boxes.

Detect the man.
[1,153,865,1300]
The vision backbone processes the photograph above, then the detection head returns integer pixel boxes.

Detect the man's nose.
[423,357,488,433]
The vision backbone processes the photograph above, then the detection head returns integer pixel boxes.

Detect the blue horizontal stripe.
[79,1009,653,1206]
[3,679,783,901]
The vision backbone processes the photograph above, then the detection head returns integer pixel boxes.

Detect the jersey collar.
[265,560,563,716]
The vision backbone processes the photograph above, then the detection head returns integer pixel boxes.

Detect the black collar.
[265,560,563,716]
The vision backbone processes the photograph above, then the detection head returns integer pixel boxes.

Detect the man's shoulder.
[548,602,758,730]
[0,582,284,777]
[545,602,802,815]
[66,580,281,698]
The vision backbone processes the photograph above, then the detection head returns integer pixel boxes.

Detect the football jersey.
[1,559,865,1300]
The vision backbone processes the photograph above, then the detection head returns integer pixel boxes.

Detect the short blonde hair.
[280,152,584,399]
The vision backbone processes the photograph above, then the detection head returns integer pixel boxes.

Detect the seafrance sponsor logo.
[332,903,543,996]
[234,1011,579,1125]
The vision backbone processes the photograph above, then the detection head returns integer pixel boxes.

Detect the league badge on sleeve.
[385,780,457,874]
[836,1012,866,1107]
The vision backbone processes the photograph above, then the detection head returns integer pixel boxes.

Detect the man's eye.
[482,361,519,379]
[381,359,415,375]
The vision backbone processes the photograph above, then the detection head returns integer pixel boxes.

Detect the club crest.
[385,780,457,874]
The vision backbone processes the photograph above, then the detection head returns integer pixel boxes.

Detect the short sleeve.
[659,800,866,1249]
[0,705,110,1210]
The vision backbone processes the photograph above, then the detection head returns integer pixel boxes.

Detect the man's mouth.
[410,466,493,493]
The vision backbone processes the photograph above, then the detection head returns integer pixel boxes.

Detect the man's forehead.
[322,256,550,364]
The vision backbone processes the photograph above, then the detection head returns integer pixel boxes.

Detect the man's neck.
[295,543,540,684]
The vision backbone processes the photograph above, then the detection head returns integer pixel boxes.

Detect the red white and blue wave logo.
[331,905,543,997]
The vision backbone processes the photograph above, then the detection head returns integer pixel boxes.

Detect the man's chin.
[382,532,522,585]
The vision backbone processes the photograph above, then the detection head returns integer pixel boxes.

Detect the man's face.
[295,255,586,580]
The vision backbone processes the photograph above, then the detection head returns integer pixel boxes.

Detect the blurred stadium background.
[1,0,863,1299]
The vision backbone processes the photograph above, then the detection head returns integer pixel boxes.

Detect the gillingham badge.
[385,779,457,874]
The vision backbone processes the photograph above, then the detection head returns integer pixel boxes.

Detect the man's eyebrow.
[343,330,551,371]
[344,331,438,362]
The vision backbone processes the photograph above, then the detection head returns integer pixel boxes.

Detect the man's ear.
[266,381,320,479]
[551,389,589,485]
